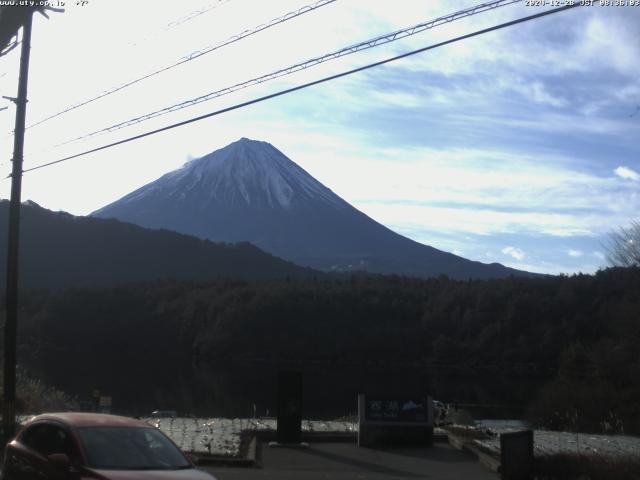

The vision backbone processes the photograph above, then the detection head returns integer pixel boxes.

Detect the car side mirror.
[187,453,199,465]
[47,453,71,471]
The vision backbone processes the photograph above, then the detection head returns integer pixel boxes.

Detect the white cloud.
[362,202,597,238]
[614,166,640,181]
[592,251,605,260]
[501,246,525,261]
[300,143,639,241]
[568,249,583,258]
[509,79,568,108]
[370,90,423,109]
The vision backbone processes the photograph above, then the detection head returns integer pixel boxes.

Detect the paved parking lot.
[202,441,498,479]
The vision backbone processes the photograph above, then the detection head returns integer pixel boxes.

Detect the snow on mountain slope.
[104,138,343,211]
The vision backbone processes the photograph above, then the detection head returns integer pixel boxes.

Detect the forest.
[6,266,640,434]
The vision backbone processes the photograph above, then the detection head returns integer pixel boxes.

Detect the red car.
[1,412,216,479]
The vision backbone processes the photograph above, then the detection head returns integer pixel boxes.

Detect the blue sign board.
[365,398,428,422]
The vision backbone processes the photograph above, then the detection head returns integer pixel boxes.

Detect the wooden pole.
[3,10,33,444]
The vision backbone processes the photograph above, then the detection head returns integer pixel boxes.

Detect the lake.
[32,358,545,420]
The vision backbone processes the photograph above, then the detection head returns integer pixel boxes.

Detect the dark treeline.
[10,267,640,433]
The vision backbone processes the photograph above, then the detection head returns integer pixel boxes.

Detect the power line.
[18,3,581,176]
[25,0,337,131]
[126,0,232,48]
[59,0,522,146]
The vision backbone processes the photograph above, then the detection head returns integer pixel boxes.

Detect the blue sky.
[1,0,639,274]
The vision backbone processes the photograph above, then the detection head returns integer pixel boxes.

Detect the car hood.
[83,467,215,480]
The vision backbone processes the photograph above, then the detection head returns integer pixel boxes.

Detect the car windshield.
[77,426,191,470]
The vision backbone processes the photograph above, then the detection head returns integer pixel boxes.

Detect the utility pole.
[3,10,33,444]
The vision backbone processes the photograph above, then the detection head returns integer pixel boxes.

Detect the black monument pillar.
[501,430,534,480]
[276,370,303,444]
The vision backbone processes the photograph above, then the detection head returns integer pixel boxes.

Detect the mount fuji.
[92,138,529,279]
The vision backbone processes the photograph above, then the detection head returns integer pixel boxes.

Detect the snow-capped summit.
[93,139,531,279]
[111,138,343,211]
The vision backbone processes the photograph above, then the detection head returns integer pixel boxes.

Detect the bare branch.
[604,220,640,267]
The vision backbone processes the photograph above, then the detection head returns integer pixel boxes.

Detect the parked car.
[1,412,216,479]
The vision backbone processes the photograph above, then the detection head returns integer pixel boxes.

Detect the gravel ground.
[142,417,358,457]
[474,429,640,459]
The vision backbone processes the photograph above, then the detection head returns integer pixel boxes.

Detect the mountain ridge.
[0,199,317,289]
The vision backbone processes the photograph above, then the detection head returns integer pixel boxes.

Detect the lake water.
[33,358,544,420]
